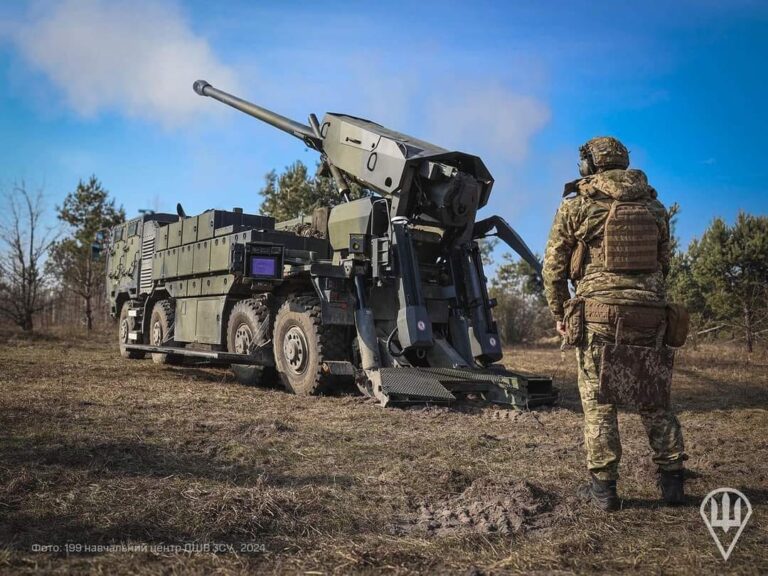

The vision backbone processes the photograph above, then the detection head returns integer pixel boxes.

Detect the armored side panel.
[210,234,232,271]
[156,226,169,250]
[327,198,373,251]
[198,211,216,240]
[151,224,328,288]
[215,225,237,236]
[182,216,199,245]
[327,198,388,251]
[198,210,275,240]
[201,274,234,295]
[151,245,179,281]
[165,247,179,277]
[196,296,225,343]
[167,279,186,299]
[178,244,194,276]
[187,277,202,297]
[152,250,162,280]
[193,240,211,274]
[167,221,183,248]
[175,296,227,345]
[175,298,195,342]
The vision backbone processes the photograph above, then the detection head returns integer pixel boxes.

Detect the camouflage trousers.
[577,330,686,481]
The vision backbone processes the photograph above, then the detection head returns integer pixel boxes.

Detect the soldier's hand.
[556,321,567,337]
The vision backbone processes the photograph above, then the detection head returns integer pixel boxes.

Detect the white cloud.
[226,44,550,166]
[426,85,550,163]
[12,0,238,126]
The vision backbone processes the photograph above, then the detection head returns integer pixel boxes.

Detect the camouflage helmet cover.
[579,136,630,176]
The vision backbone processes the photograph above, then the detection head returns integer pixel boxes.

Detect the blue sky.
[0,0,766,263]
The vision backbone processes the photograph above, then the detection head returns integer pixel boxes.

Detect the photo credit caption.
[31,542,267,554]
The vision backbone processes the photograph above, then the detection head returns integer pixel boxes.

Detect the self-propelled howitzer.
[108,81,556,408]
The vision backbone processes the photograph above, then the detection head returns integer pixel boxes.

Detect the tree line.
[1,162,765,352]
[487,205,768,351]
[667,209,768,352]
[0,177,123,333]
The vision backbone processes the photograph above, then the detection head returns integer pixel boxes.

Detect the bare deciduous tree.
[0,183,56,331]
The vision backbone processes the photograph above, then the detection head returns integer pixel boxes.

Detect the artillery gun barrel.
[193,80,321,150]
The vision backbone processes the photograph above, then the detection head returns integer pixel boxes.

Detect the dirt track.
[1,331,766,574]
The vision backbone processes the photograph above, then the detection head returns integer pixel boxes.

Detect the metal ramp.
[372,367,457,403]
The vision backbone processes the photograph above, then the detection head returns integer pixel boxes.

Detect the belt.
[584,300,665,328]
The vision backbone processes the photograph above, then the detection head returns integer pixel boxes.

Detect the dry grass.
[0,328,766,574]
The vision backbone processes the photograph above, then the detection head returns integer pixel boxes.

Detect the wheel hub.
[283,326,309,375]
[151,321,163,346]
[119,319,130,343]
[234,323,253,355]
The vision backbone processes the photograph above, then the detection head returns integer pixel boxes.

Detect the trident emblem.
[701,488,753,560]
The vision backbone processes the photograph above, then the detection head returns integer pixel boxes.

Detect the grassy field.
[1,330,766,575]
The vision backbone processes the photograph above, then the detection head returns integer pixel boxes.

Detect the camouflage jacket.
[542,169,670,320]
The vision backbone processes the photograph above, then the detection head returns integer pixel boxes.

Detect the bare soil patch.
[406,477,559,537]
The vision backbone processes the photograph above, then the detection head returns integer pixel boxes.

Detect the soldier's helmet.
[578,136,630,176]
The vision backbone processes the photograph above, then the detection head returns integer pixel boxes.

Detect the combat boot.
[658,470,685,505]
[578,473,619,512]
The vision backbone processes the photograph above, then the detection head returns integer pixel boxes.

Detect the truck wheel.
[273,296,346,396]
[149,300,180,365]
[227,297,276,386]
[118,300,145,359]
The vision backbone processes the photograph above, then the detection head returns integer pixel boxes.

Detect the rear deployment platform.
[364,366,558,408]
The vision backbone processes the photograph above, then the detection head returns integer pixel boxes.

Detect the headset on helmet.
[579,136,630,177]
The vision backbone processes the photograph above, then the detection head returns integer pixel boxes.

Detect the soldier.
[543,137,686,511]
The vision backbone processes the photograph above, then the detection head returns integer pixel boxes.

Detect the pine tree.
[259,161,368,221]
[489,253,552,344]
[691,212,768,352]
[47,176,124,330]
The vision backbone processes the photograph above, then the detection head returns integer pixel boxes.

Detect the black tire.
[149,300,180,365]
[118,300,145,359]
[226,297,276,386]
[273,296,347,395]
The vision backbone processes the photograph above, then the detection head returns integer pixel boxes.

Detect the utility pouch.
[664,303,690,347]
[569,240,588,281]
[562,297,585,346]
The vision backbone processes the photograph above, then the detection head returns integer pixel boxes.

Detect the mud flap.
[598,344,674,408]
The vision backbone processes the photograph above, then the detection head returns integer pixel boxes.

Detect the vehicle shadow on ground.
[161,351,768,414]
[164,364,364,399]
